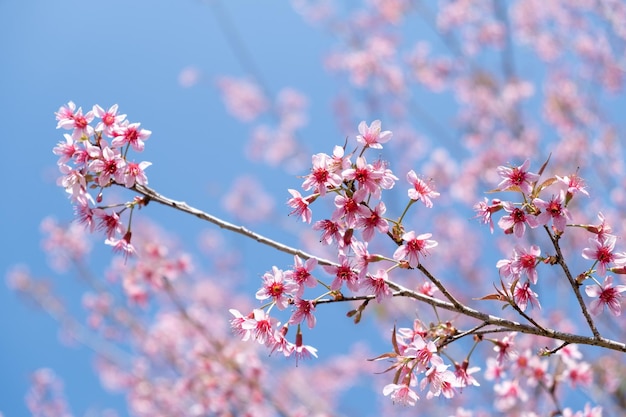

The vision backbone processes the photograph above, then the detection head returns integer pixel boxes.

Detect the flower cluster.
[374,321,473,405]
[231,120,450,392]
[478,159,626,317]
[53,102,152,259]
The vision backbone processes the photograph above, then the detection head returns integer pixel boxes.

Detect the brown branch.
[545,226,601,339]
[130,184,626,353]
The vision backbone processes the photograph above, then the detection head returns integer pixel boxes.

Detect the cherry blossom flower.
[585,276,626,316]
[112,122,151,152]
[496,159,539,195]
[581,235,626,276]
[94,209,124,239]
[312,219,343,245]
[473,197,502,233]
[229,309,253,341]
[513,281,541,311]
[393,231,438,267]
[494,379,527,411]
[356,201,389,241]
[556,173,589,199]
[293,331,317,366]
[342,156,383,196]
[287,189,314,224]
[364,269,392,302]
[372,158,398,190]
[420,355,459,399]
[406,170,440,207]
[533,191,571,233]
[356,119,392,149]
[124,161,151,188]
[52,134,78,165]
[255,266,298,310]
[269,325,294,357]
[88,146,126,187]
[408,336,437,370]
[511,245,541,284]
[454,360,481,389]
[105,231,136,260]
[561,360,593,388]
[493,332,518,364]
[289,298,316,329]
[284,255,317,297]
[382,383,419,406]
[240,309,277,345]
[302,153,343,196]
[323,255,360,292]
[497,201,539,238]
[332,188,369,228]
[55,101,95,140]
[93,104,127,136]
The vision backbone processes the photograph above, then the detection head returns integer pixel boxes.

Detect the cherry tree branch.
[130,184,626,353]
[544,226,601,339]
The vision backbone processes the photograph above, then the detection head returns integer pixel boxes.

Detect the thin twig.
[545,226,601,339]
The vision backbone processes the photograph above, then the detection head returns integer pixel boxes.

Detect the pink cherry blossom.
[88,146,126,187]
[332,188,369,228]
[94,209,123,239]
[393,231,438,267]
[111,122,151,152]
[356,201,389,242]
[494,379,527,412]
[513,280,541,311]
[585,276,626,316]
[312,219,343,245]
[124,161,151,188]
[240,308,277,345]
[581,235,626,276]
[93,104,127,136]
[323,255,360,292]
[533,191,571,233]
[255,266,298,310]
[293,331,318,366]
[406,170,440,207]
[52,134,78,165]
[497,201,539,238]
[301,153,343,196]
[287,189,314,224]
[556,173,589,198]
[284,255,317,297]
[420,355,459,399]
[55,101,95,140]
[511,245,541,284]
[105,231,136,260]
[473,197,502,233]
[289,298,316,329]
[342,156,383,195]
[454,360,481,389]
[493,332,517,364]
[364,269,392,302]
[496,159,539,195]
[356,119,392,149]
[382,383,419,406]
[229,308,253,341]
